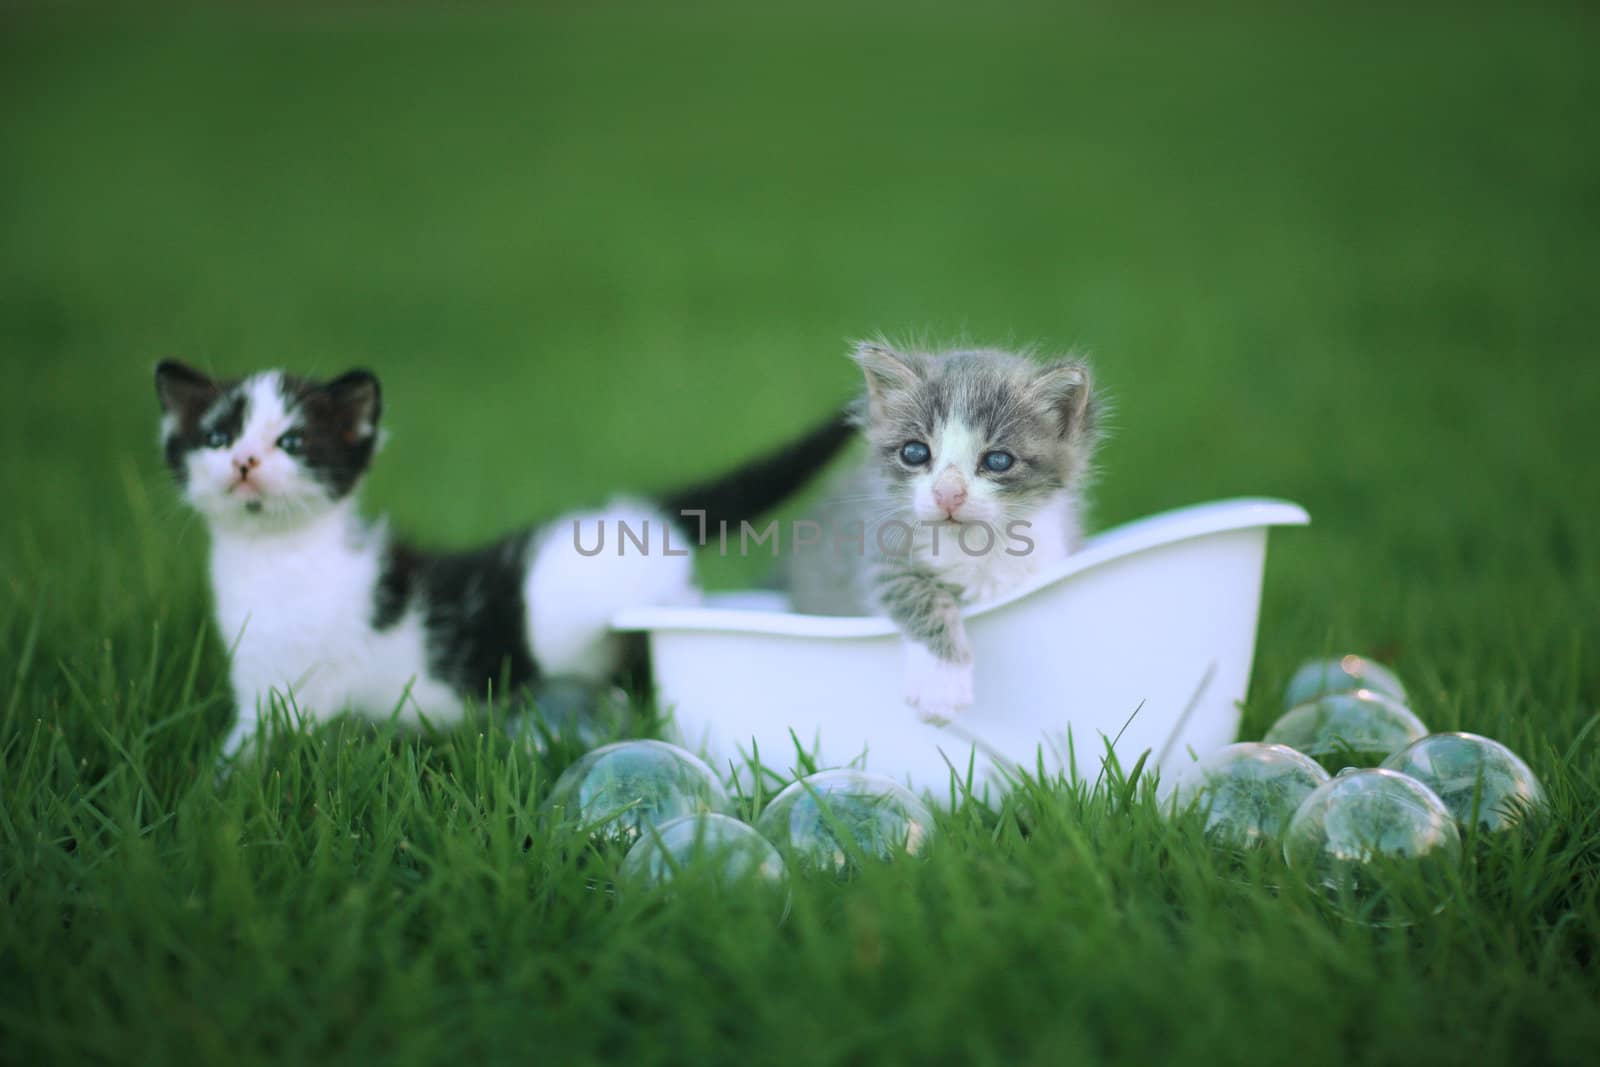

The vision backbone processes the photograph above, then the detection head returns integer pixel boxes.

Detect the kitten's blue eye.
[277,431,305,457]
[982,450,1015,473]
[203,429,230,449]
[900,441,931,466]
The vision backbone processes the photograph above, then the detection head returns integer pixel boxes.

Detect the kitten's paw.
[902,642,974,725]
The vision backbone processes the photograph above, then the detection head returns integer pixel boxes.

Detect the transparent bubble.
[1172,742,1331,853]
[755,769,935,876]
[545,740,729,847]
[1284,656,1408,709]
[620,813,788,890]
[507,676,631,756]
[1381,732,1547,834]
[1283,768,1462,925]
[1263,691,1428,770]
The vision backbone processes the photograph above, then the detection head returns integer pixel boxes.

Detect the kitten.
[787,342,1100,723]
[155,361,852,757]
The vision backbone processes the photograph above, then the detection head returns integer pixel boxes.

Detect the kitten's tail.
[656,402,859,533]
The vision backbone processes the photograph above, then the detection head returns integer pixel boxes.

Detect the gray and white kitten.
[788,342,1100,723]
[155,360,853,757]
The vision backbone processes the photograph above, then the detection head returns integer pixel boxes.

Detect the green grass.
[3,2,1598,1063]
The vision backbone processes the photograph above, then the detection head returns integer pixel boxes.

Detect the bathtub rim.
[612,496,1309,640]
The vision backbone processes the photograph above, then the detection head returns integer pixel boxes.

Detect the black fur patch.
[156,360,237,484]
[373,532,540,699]
[203,393,248,440]
[657,406,856,532]
[278,370,382,499]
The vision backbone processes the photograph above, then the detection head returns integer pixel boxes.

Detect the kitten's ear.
[324,369,382,441]
[1035,358,1094,438]
[154,360,216,417]
[849,342,920,412]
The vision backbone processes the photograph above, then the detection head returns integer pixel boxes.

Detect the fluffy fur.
[787,341,1101,723]
[155,362,851,757]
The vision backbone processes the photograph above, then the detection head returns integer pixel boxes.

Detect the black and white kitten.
[155,361,851,757]
[787,342,1100,723]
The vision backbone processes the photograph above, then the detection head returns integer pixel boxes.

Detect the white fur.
[212,500,464,756]
[903,420,1079,603]
[184,371,338,535]
[909,422,1005,527]
[921,489,1081,605]
[193,377,700,758]
[900,489,1080,721]
[214,498,703,757]
[902,639,974,725]
[526,498,698,680]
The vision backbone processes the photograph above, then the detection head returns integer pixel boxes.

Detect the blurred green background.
[2,3,1598,1062]
[9,3,1599,709]
[4,0,1597,755]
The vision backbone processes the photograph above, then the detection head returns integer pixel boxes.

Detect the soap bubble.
[756,769,935,876]
[1381,732,1547,834]
[1283,768,1462,925]
[1284,656,1408,709]
[507,676,631,756]
[545,740,729,847]
[620,813,788,890]
[1263,691,1428,770]
[1172,743,1331,853]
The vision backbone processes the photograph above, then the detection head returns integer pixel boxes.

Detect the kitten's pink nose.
[236,455,260,477]
[933,471,967,517]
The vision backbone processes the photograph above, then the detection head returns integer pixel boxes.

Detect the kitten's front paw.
[902,642,974,725]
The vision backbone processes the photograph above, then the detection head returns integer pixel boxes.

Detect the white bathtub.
[613,498,1309,800]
